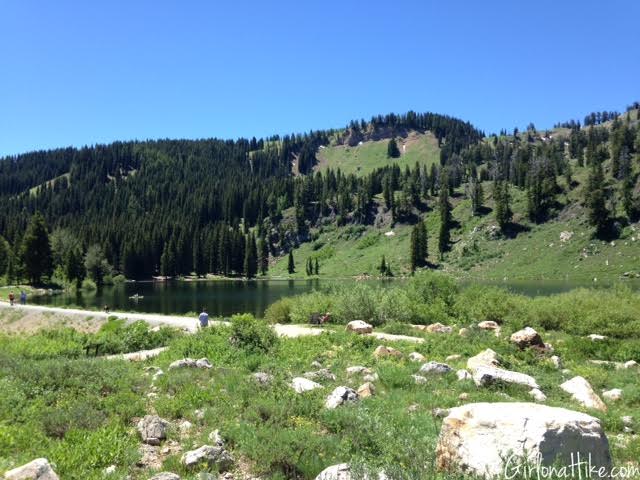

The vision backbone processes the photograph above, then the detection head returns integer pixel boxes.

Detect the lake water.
[28,278,640,318]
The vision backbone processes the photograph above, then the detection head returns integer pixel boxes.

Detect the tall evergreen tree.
[243,233,258,278]
[20,212,53,285]
[287,251,295,274]
[494,180,513,231]
[314,257,319,275]
[387,138,401,158]
[438,174,451,257]
[258,235,269,276]
[585,162,610,235]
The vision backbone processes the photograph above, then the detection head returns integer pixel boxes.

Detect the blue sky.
[1,0,638,156]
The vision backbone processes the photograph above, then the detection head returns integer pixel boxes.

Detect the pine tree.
[438,175,451,257]
[287,251,295,274]
[258,236,269,276]
[379,255,387,276]
[387,138,401,158]
[410,227,418,273]
[314,258,319,275]
[64,248,85,289]
[494,180,513,231]
[243,233,258,278]
[20,212,53,285]
[470,177,483,216]
[586,162,610,235]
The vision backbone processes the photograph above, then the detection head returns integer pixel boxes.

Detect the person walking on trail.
[8,291,15,306]
[198,308,209,328]
[20,291,27,305]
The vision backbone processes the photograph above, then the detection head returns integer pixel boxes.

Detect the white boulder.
[560,376,607,412]
[291,377,323,393]
[419,361,452,375]
[346,321,373,334]
[325,386,359,409]
[408,352,426,362]
[436,402,611,478]
[602,388,623,402]
[181,445,234,471]
[472,365,539,389]
[4,459,59,480]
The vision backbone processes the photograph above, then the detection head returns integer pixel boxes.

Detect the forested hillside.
[0,104,639,285]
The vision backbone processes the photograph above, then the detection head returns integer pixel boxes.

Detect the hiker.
[20,291,27,305]
[8,291,15,306]
[199,308,209,328]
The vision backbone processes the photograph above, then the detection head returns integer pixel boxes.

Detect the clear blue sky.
[1,1,638,156]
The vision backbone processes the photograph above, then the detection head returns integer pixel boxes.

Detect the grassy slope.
[272,147,640,281]
[315,131,440,176]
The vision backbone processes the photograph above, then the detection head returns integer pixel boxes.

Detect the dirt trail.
[0,302,424,343]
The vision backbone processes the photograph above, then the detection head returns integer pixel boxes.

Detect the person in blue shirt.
[198,308,209,328]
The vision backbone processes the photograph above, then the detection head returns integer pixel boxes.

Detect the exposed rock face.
[419,361,452,375]
[436,402,612,479]
[510,327,545,349]
[314,463,387,480]
[357,382,375,398]
[325,386,359,409]
[4,458,59,480]
[425,323,453,334]
[560,376,607,412]
[373,345,402,359]
[149,474,181,480]
[472,365,540,389]
[137,415,170,445]
[466,349,501,372]
[181,445,234,471]
[346,321,373,334]
[291,377,323,393]
[304,368,337,382]
[408,352,426,362]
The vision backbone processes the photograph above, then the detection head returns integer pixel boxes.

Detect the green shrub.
[81,279,97,291]
[230,314,279,354]
[289,291,333,324]
[455,285,527,325]
[264,297,293,324]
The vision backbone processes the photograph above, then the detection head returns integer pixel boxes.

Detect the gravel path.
[0,302,424,343]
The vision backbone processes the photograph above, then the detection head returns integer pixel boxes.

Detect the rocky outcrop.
[149,474,181,480]
[436,402,611,479]
[357,382,375,398]
[325,386,359,409]
[304,368,337,382]
[466,348,501,372]
[168,358,212,369]
[291,377,323,393]
[560,376,607,411]
[251,372,273,385]
[346,321,373,334]
[346,366,372,376]
[137,415,170,445]
[424,323,453,334]
[4,459,59,480]
[181,445,234,471]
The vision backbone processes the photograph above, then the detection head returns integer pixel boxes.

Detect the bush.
[289,291,333,324]
[264,297,293,324]
[332,283,379,325]
[230,314,279,354]
[455,285,527,325]
[81,279,97,291]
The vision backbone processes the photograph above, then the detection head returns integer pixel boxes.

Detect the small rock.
[622,416,634,427]
[412,374,428,385]
[181,445,234,471]
[467,349,501,372]
[149,474,181,480]
[363,373,379,382]
[510,327,545,349]
[373,345,402,359]
[432,408,450,418]
[529,388,547,402]
[456,369,472,381]
[195,358,213,369]
[357,382,375,398]
[458,393,469,401]
[137,415,170,446]
[602,388,623,402]
[419,361,452,375]
[325,386,359,409]
[311,360,323,369]
[168,358,197,369]
[346,320,373,334]
[291,377,323,393]
[425,323,453,334]
[472,366,539,389]
[251,372,273,385]
[408,352,426,362]
[588,334,607,342]
[458,327,470,337]
[194,409,205,420]
[624,360,639,369]
[303,368,337,382]
[477,320,500,331]
[346,366,372,376]
[208,429,224,446]
[446,354,462,362]
[550,355,563,369]
[314,463,387,480]
[560,376,607,411]
[178,420,193,435]
[103,465,116,475]
[407,403,420,413]
[4,459,60,480]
